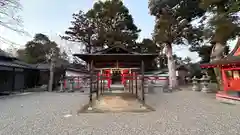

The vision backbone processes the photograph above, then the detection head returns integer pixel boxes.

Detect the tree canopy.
[149,0,205,46]
[149,0,206,88]
[63,0,141,53]
[200,0,240,44]
[17,33,69,64]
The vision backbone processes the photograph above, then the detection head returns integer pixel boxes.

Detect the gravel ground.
[0,88,240,135]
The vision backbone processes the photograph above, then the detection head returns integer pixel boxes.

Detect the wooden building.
[201,39,240,100]
[74,45,158,105]
[0,49,39,93]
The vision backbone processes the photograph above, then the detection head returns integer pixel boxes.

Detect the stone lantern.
[192,76,200,91]
[68,78,74,92]
[59,79,64,92]
[201,75,211,93]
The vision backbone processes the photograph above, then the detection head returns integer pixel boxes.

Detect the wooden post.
[141,60,145,103]
[101,79,104,94]
[135,72,138,98]
[129,69,131,92]
[89,60,93,104]
[78,76,80,89]
[221,68,227,92]
[96,72,99,99]
[11,68,15,93]
[100,74,102,95]
[129,78,131,92]
[101,72,104,95]
[131,73,134,94]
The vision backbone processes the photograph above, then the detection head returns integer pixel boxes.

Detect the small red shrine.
[201,39,240,100]
[96,65,138,88]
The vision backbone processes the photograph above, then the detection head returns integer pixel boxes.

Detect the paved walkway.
[0,88,240,135]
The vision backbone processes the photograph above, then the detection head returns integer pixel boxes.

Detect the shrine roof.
[74,45,158,62]
[201,38,240,68]
[92,45,138,54]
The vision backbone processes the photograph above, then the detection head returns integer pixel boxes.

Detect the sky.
[1,0,236,62]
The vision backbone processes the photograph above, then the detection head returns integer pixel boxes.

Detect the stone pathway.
[0,87,240,135]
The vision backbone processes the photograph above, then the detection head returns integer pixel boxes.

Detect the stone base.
[201,88,211,93]
[87,107,93,111]
[192,86,200,91]
[68,90,74,93]
[140,105,147,109]
[216,92,240,105]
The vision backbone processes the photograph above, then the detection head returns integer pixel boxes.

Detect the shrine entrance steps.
[109,84,125,91]
[78,92,154,113]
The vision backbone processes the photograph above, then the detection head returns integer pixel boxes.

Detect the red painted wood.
[223,67,240,70]
[226,79,240,91]
[222,69,228,91]
[221,67,240,92]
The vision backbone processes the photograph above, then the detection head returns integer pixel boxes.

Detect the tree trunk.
[165,44,178,89]
[210,42,225,91]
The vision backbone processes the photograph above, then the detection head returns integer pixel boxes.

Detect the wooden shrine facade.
[201,39,240,96]
[74,45,158,105]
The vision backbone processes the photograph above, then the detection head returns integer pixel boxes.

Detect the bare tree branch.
[0,0,28,35]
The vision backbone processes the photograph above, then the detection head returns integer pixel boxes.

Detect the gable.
[94,45,136,54]
[105,47,131,54]
[232,38,240,56]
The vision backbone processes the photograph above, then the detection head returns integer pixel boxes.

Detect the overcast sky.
[0,0,237,62]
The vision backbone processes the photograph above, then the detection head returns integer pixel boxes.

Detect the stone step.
[110,84,125,90]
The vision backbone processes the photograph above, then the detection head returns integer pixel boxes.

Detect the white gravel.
[0,88,240,135]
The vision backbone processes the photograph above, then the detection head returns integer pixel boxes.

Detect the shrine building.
[201,39,240,101]
[74,45,158,106]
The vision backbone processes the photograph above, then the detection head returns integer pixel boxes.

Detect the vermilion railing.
[62,74,168,90]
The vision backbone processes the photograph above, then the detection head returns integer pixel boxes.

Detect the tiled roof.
[0,60,27,68]
[0,49,16,59]
[92,45,138,54]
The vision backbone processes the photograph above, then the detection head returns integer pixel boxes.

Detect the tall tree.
[17,33,68,64]
[136,38,160,53]
[149,0,205,89]
[199,0,240,90]
[63,0,140,53]
[88,0,140,48]
[62,11,96,53]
